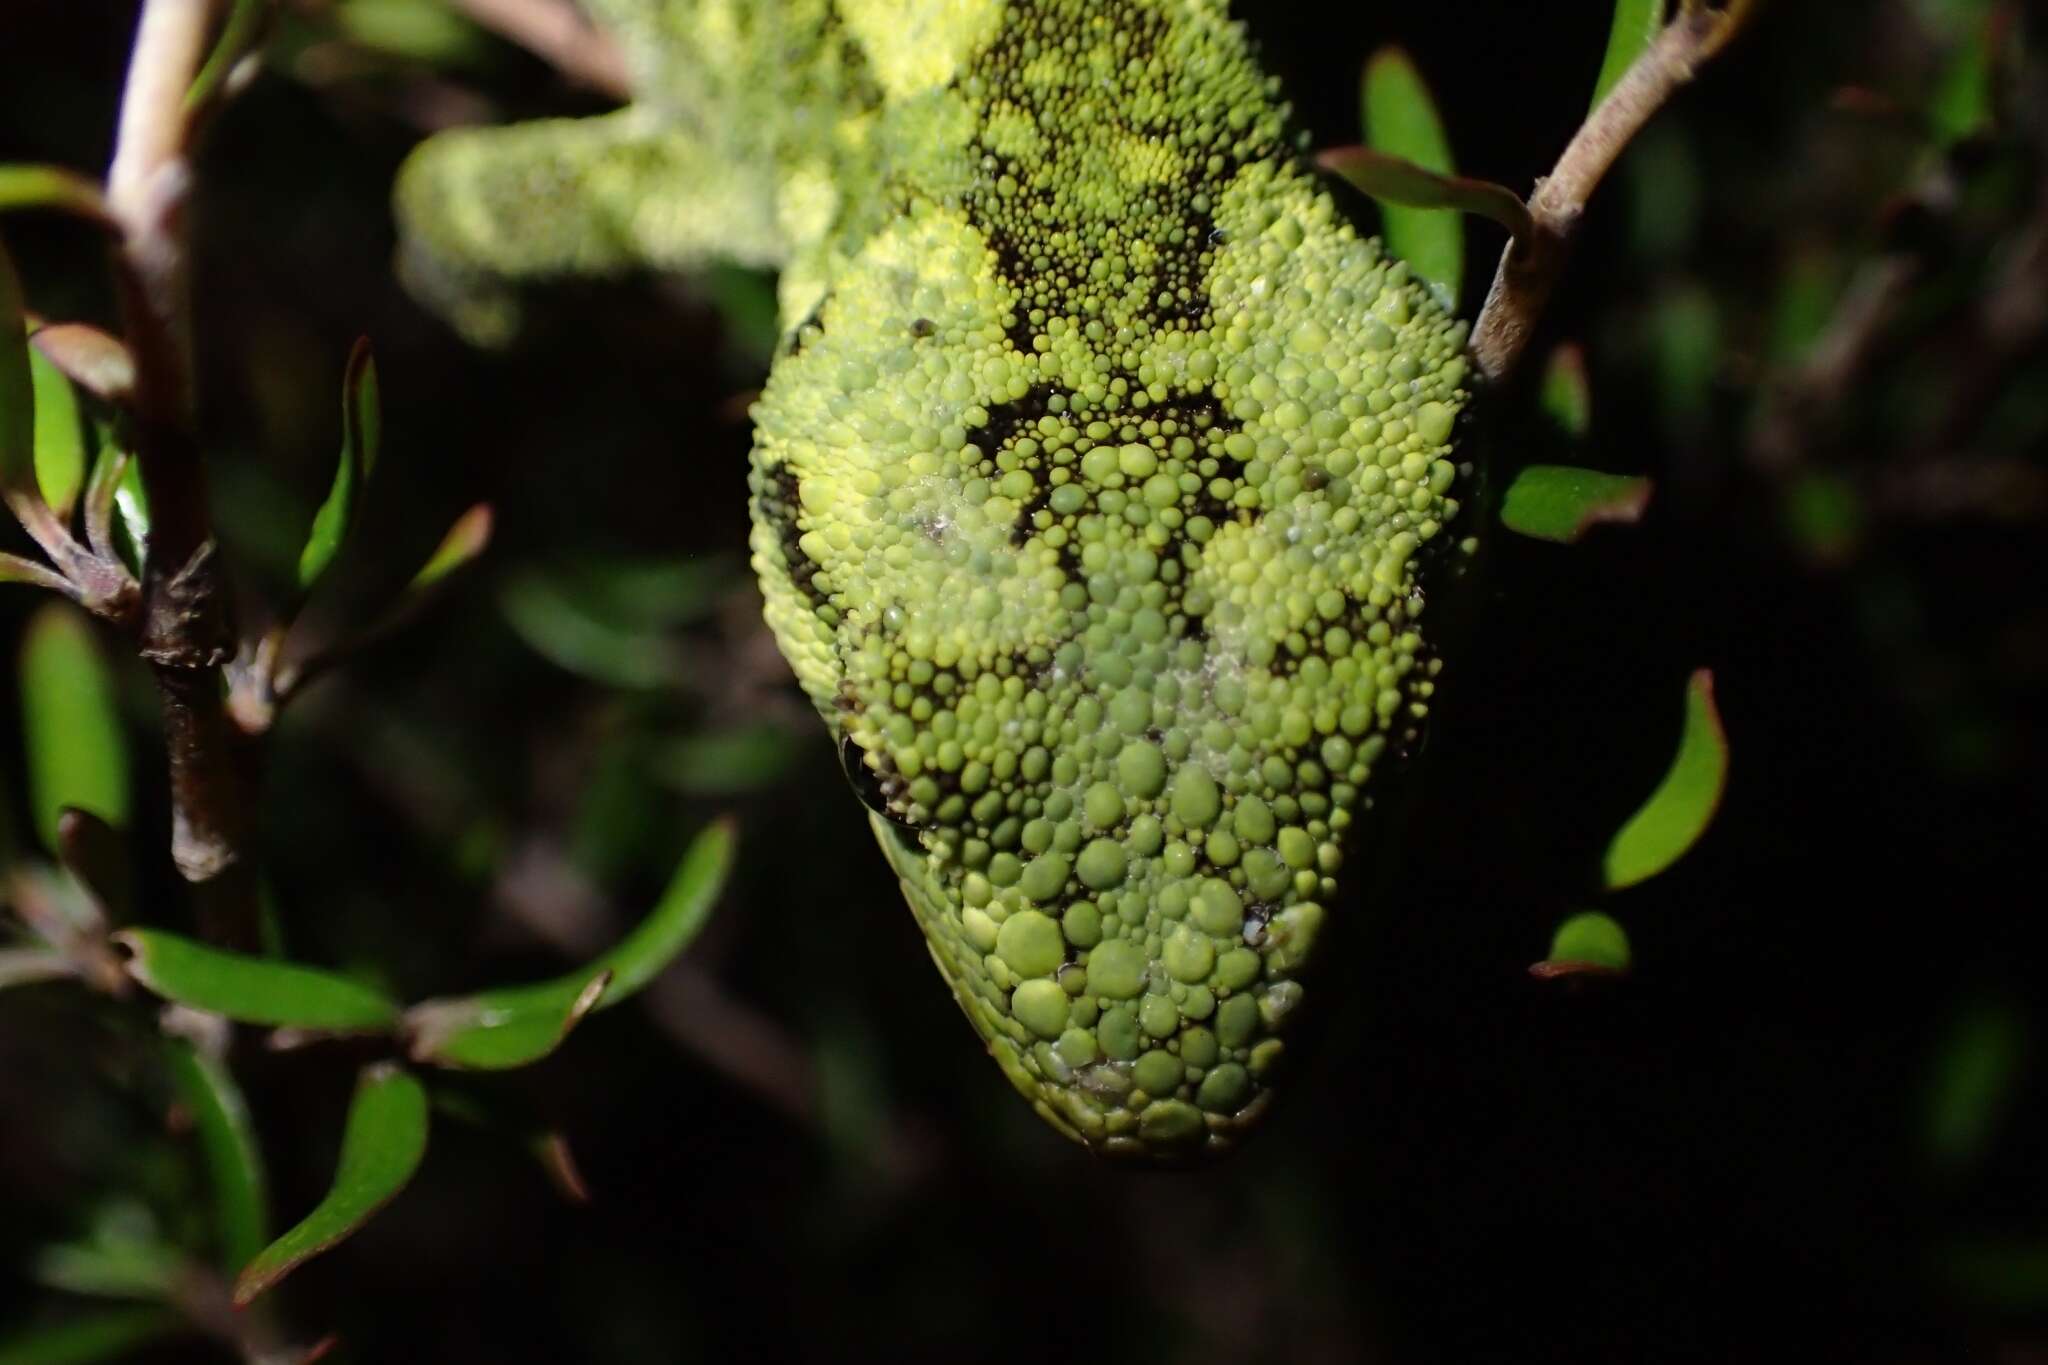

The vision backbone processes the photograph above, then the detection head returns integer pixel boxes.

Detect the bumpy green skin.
[395,0,1472,1160]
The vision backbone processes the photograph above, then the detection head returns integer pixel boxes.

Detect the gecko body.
[397,0,1472,1159]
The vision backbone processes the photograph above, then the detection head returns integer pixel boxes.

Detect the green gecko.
[396,0,1472,1160]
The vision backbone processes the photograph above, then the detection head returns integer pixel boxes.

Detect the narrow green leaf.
[1603,669,1728,890]
[0,166,111,225]
[27,343,83,518]
[405,969,609,1071]
[20,603,129,850]
[233,1063,429,1305]
[297,337,380,590]
[1529,910,1632,979]
[1499,464,1652,543]
[654,724,799,796]
[1927,4,1995,145]
[113,928,400,1031]
[1539,343,1592,439]
[1,238,36,498]
[164,1039,270,1271]
[185,0,268,113]
[0,1308,182,1365]
[1316,147,1531,244]
[577,817,736,1002]
[1592,0,1665,109]
[1361,47,1465,305]
[407,820,735,1070]
[499,570,690,689]
[406,502,492,594]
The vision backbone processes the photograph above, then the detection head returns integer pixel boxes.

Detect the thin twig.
[1470,1,1755,382]
[443,0,633,99]
[106,0,264,949]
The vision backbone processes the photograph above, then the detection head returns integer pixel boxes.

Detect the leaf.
[573,817,736,1003]
[0,166,112,225]
[297,337,380,590]
[164,1038,270,1270]
[1360,47,1465,305]
[1529,911,1632,979]
[405,820,736,1068]
[31,1202,181,1301]
[1315,146,1531,244]
[405,969,609,1071]
[1539,344,1592,439]
[186,0,268,113]
[498,570,690,689]
[233,1063,429,1305]
[20,603,129,850]
[1592,0,1665,109]
[0,1307,182,1365]
[29,324,135,406]
[1603,669,1728,890]
[406,502,492,594]
[1499,464,1652,543]
[653,724,799,796]
[113,928,400,1031]
[27,342,84,518]
[1927,992,2024,1175]
[1,238,36,500]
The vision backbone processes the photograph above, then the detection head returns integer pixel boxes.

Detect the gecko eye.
[838,733,921,834]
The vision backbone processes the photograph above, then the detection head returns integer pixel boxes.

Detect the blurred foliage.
[0,0,2043,1362]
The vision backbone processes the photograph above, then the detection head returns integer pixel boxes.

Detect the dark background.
[1,1,2043,1361]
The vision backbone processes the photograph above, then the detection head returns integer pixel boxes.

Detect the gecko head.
[746,3,1473,1153]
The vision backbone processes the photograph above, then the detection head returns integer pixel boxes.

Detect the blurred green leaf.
[1927,993,2025,1175]
[1650,283,1720,419]
[185,0,267,113]
[406,502,493,594]
[1780,471,1863,564]
[701,265,782,369]
[234,1063,429,1305]
[1592,0,1664,109]
[337,0,498,68]
[1499,464,1651,543]
[0,165,110,224]
[1530,910,1632,978]
[1603,669,1728,890]
[406,969,609,1071]
[1928,5,1995,144]
[1317,145,1526,259]
[1360,47,1464,305]
[31,1203,181,1301]
[1939,1240,2048,1311]
[654,724,799,796]
[1,238,36,501]
[298,336,380,590]
[1539,344,1592,439]
[113,929,400,1031]
[20,603,129,850]
[0,1308,182,1365]
[27,343,84,518]
[499,569,691,689]
[164,1039,270,1271]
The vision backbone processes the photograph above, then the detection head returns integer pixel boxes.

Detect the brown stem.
[1470,1,1754,383]
[106,0,263,949]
